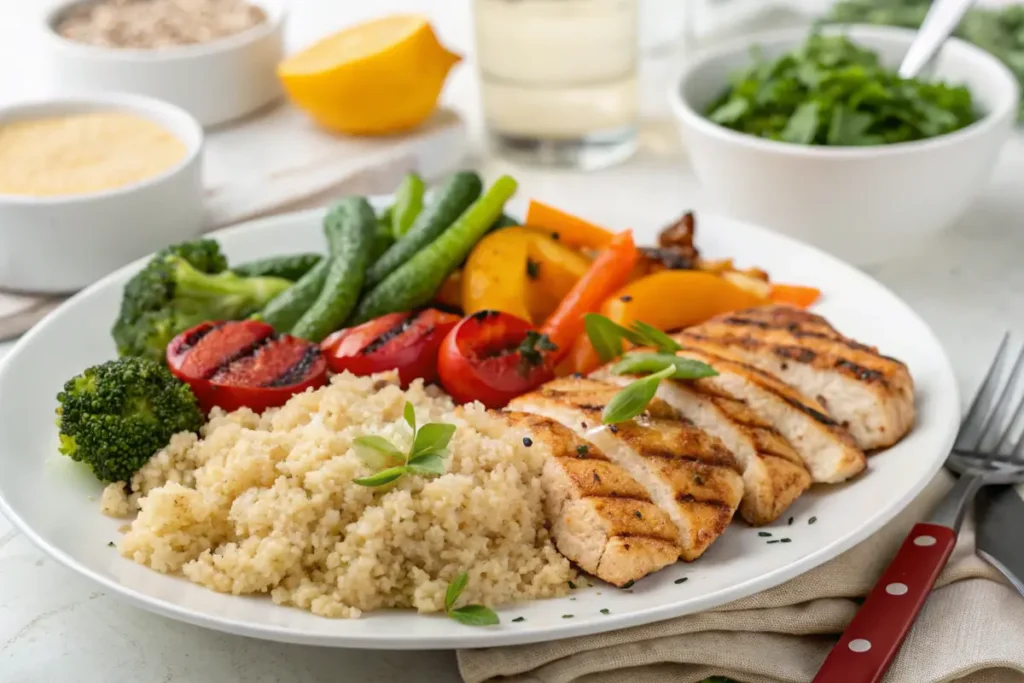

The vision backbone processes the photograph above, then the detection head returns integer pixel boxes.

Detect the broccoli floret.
[56,357,204,482]
[111,239,292,361]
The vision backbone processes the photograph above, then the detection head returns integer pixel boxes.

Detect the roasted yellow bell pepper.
[601,270,766,331]
[462,227,592,323]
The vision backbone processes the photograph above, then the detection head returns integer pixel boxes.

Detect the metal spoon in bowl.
[899,0,978,78]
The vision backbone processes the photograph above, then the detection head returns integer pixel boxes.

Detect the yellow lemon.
[278,15,460,136]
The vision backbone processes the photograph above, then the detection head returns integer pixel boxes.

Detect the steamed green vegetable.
[56,357,203,482]
[352,175,518,324]
[232,253,322,281]
[365,171,483,287]
[707,34,978,146]
[112,240,292,361]
[391,173,426,239]
[291,197,378,341]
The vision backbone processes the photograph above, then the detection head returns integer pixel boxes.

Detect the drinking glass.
[473,0,639,169]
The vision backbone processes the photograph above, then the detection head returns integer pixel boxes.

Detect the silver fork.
[814,335,1024,683]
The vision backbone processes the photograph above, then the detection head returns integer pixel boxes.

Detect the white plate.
[0,203,959,649]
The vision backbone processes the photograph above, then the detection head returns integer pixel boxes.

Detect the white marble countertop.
[3,1,1024,682]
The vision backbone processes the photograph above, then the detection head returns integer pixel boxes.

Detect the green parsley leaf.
[445,571,468,612]
[404,402,416,433]
[353,465,408,487]
[611,352,718,380]
[407,453,447,476]
[413,423,456,458]
[602,366,674,424]
[448,605,500,626]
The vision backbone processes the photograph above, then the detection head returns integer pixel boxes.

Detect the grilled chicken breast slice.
[669,339,866,484]
[509,378,744,562]
[500,412,681,586]
[593,368,810,526]
[688,305,914,450]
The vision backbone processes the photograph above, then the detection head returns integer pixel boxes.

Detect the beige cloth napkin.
[458,471,1024,683]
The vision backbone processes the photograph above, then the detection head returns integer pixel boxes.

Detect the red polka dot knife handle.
[813,523,957,683]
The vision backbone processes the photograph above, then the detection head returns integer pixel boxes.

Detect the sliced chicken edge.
[666,342,867,484]
[593,369,811,526]
[508,379,744,562]
[499,411,681,586]
[688,307,915,450]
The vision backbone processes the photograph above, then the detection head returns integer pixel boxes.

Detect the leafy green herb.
[610,353,718,380]
[758,531,772,538]
[445,572,499,626]
[602,366,674,424]
[352,401,455,487]
[706,33,978,146]
[512,616,526,623]
[809,516,818,525]
[674,577,689,584]
[562,614,574,619]
[517,331,558,375]
[583,313,678,363]
[600,608,611,615]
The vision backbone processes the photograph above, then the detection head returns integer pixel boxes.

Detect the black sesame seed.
[608,425,619,434]
[634,510,643,520]
[758,531,772,537]
[694,475,705,486]
[523,437,533,447]
[593,472,601,483]
[808,516,817,525]
[781,538,792,543]
[577,444,589,456]
[788,517,794,525]
[107,541,115,548]
[674,577,688,584]
[621,580,634,589]
[620,295,633,303]
[581,422,588,429]
[562,614,574,619]
[512,616,525,622]
[600,608,610,615]
[767,539,780,544]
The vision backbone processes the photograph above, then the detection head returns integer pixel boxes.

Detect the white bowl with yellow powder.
[0,94,204,293]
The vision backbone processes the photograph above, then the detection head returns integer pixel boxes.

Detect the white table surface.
[3,1,1024,682]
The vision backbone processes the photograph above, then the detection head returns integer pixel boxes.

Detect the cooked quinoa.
[102,372,573,618]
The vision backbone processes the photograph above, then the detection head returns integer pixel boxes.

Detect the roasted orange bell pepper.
[601,270,766,331]
[524,200,614,250]
[542,230,638,362]
[770,283,821,308]
[524,230,592,321]
[461,227,534,321]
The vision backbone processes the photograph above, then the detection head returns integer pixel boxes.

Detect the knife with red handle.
[812,522,957,683]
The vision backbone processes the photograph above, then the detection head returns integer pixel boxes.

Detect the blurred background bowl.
[0,94,204,293]
[39,0,286,128]
[670,24,1019,266]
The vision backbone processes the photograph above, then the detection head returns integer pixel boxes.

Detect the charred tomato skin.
[437,310,555,409]
[166,319,327,414]
[320,309,460,386]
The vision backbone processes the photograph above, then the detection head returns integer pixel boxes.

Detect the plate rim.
[0,205,959,649]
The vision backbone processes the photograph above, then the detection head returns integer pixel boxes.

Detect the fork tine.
[993,383,1024,457]
[973,341,1024,453]
[957,333,1011,449]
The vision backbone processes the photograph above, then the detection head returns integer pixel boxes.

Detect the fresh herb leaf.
[449,605,500,626]
[600,608,611,615]
[446,571,468,612]
[353,465,408,487]
[413,423,456,457]
[708,97,749,124]
[352,435,405,469]
[584,314,645,362]
[610,352,718,380]
[602,366,674,424]
[630,321,681,353]
[404,402,416,433]
[781,101,820,144]
[517,331,557,375]
[407,453,447,476]
[512,616,526,623]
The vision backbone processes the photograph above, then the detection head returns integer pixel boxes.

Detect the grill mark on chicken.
[834,359,887,383]
[773,345,817,364]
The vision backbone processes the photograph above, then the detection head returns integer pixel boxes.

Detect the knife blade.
[975,485,1024,597]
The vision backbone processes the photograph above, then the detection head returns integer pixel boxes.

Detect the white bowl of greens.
[670,25,1019,266]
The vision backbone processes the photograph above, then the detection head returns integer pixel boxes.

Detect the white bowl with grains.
[0,94,204,293]
[39,0,286,128]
